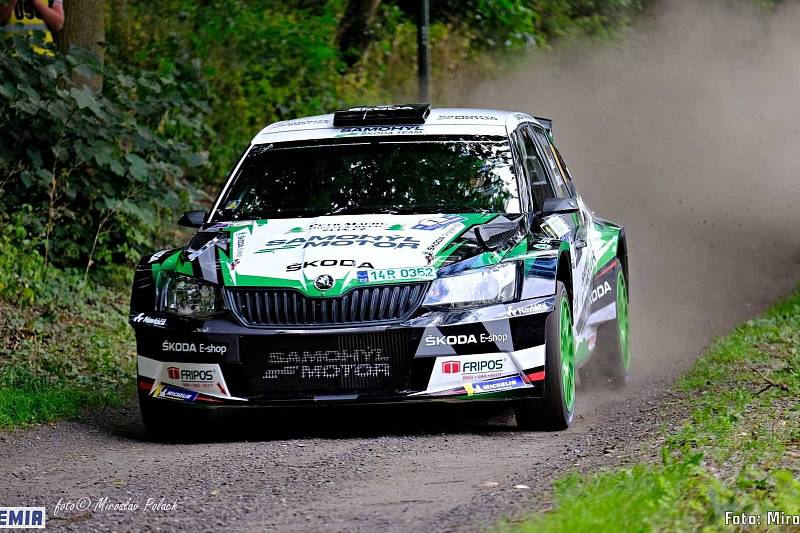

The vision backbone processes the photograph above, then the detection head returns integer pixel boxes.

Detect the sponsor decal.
[423,221,463,259]
[305,222,388,232]
[259,234,421,251]
[313,274,335,291]
[232,231,247,269]
[591,281,612,304]
[263,367,297,379]
[161,341,228,355]
[160,363,228,395]
[463,358,504,374]
[176,368,212,382]
[412,215,465,231]
[336,125,424,137]
[286,259,374,272]
[424,333,509,347]
[441,357,505,381]
[356,266,435,284]
[131,313,167,326]
[270,119,329,129]
[436,115,499,121]
[153,384,199,402]
[545,217,571,239]
[506,302,549,317]
[465,376,525,395]
[344,105,416,112]
[148,250,169,263]
[441,360,461,374]
[264,349,390,380]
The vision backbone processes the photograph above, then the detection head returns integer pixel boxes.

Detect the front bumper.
[132,296,554,408]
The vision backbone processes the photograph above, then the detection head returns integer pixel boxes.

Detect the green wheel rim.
[559,293,576,412]
[617,271,631,373]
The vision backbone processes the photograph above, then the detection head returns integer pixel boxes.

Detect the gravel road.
[2,2,799,531]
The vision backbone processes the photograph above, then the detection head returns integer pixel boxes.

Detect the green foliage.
[106,0,642,186]
[505,457,799,532]
[0,33,208,269]
[107,0,348,184]
[0,371,123,427]
[430,0,639,49]
[503,288,800,531]
[0,222,135,428]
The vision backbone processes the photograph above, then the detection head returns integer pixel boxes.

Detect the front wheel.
[514,281,575,431]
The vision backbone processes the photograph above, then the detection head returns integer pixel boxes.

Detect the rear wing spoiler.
[534,116,553,135]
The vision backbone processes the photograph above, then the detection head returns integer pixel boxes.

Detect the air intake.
[333,104,431,127]
[226,283,429,328]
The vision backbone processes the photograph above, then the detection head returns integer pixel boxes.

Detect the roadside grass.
[0,227,135,428]
[504,288,800,532]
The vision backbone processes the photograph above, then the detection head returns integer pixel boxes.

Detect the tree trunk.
[337,0,380,68]
[59,0,105,89]
[60,0,105,59]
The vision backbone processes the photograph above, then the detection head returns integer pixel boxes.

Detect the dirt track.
[1,2,799,532]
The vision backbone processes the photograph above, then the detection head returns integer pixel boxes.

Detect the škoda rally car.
[130,104,631,434]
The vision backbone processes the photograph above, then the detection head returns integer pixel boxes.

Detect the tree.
[337,0,381,67]
[60,0,104,60]
[59,0,105,89]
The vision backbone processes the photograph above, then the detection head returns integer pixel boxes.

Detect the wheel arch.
[617,229,629,295]
[556,248,573,312]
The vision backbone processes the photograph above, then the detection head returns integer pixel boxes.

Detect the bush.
[0,219,135,428]
[107,0,347,184]
[0,33,208,270]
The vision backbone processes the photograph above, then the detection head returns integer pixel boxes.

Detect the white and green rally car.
[130,104,631,434]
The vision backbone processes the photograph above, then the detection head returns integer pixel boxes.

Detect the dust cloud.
[463,0,800,381]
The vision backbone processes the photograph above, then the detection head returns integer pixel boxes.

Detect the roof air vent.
[333,104,431,127]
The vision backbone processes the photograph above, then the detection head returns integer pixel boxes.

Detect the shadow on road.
[90,399,529,444]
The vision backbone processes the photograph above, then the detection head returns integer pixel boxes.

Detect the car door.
[512,123,577,291]
[526,125,596,351]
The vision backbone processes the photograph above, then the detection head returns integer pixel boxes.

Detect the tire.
[584,263,632,388]
[138,390,210,442]
[514,281,576,431]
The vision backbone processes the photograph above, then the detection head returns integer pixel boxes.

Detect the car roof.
[250,108,545,145]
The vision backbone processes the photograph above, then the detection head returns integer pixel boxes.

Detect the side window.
[531,126,570,198]
[552,142,573,181]
[509,132,532,212]
[517,126,553,210]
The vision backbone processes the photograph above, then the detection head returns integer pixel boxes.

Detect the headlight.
[423,262,518,309]
[163,275,224,318]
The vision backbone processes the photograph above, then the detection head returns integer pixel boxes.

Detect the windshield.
[212,135,520,220]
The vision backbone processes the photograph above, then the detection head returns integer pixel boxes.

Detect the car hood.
[181,213,517,296]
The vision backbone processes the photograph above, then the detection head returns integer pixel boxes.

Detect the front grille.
[226,283,429,327]
[240,331,414,394]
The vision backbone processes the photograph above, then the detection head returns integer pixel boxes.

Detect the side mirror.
[177,210,206,228]
[540,197,578,215]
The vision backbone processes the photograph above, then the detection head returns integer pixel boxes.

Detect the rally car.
[130,104,631,434]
